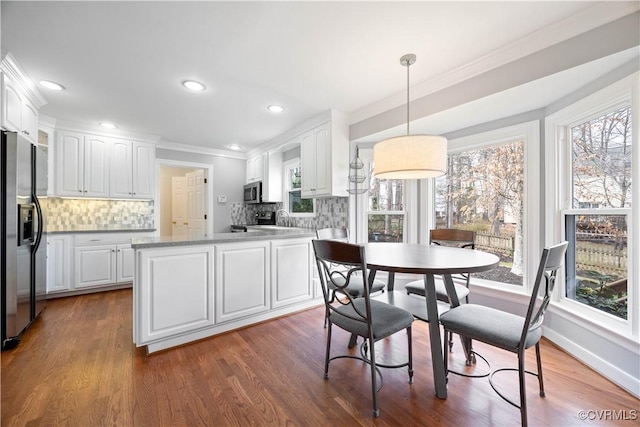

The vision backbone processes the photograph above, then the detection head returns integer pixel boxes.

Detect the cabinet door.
[135,245,215,345]
[215,241,270,323]
[83,135,110,197]
[116,244,135,283]
[245,154,264,184]
[132,141,154,198]
[110,139,133,198]
[300,131,316,194]
[2,75,22,133]
[47,235,73,293]
[271,238,312,309]
[56,131,85,196]
[21,100,38,143]
[312,124,331,196]
[74,245,116,288]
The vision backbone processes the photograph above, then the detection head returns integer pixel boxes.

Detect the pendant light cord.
[406,58,410,136]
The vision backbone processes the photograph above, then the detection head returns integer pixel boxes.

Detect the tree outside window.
[367,160,405,242]
[436,140,525,286]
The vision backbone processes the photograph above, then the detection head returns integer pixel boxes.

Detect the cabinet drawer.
[74,232,151,246]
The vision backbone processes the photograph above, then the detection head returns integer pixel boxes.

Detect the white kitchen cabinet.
[67,233,149,292]
[245,153,264,184]
[262,150,283,203]
[215,241,270,323]
[110,139,155,199]
[270,238,313,309]
[116,244,135,283]
[1,73,39,144]
[299,112,349,198]
[47,234,73,293]
[135,245,215,345]
[75,244,117,288]
[55,131,110,197]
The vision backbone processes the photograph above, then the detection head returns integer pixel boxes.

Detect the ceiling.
[1,1,638,154]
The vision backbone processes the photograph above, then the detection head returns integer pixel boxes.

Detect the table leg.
[424,273,447,399]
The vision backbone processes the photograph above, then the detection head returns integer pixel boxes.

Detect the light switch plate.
[217,195,227,203]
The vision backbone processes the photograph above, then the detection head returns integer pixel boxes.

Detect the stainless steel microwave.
[244,181,262,204]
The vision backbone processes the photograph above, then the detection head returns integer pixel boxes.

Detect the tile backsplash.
[43,198,154,231]
[230,197,348,229]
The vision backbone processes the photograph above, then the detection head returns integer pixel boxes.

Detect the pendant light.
[373,54,447,179]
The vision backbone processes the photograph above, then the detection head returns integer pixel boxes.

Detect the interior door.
[171,176,187,238]
[186,170,205,239]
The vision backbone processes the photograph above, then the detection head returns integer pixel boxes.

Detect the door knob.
[172,221,176,224]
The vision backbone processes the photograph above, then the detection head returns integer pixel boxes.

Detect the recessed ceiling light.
[39,80,65,91]
[182,80,206,91]
[99,122,118,129]
[267,105,285,113]
[227,144,242,151]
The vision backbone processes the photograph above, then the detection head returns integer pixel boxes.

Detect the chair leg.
[518,351,528,427]
[535,342,545,397]
[448,330,454,352]
[324,322,332,379]
[407,326,414,384]
[443,327,449,383]
[369,335,379,417]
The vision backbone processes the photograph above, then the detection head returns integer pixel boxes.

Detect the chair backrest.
[430,228,475,249]
[316,227,349,241]
[520,241,568,347]
[312,239,371,323]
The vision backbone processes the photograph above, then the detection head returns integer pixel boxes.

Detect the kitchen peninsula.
[131,227,319,354]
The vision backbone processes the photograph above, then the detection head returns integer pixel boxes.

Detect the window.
[283,158,315,216]
[355,148,413,243]
[546,72,637,335]
[436,140,525,286]
[563,106,631,320]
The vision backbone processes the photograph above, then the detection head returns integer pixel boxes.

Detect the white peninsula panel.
[215,241,270,323]
[135,245,214,345]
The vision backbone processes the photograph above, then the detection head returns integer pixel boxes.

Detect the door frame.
[155,159,214,238]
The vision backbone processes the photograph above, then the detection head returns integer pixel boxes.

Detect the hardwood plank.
[1,289,637,426]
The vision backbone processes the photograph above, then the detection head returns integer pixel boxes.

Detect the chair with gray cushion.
[405,228,475,350]
[439,241,568,427]
[312,239,414,418]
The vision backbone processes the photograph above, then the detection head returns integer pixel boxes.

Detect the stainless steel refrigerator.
[1,131,47,350]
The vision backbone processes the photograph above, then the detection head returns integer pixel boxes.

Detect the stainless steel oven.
[243,181,262,204]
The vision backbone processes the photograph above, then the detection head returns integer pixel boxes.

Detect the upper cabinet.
[55,129,155,199]
[110,139,155,199]
[300,111,349,198]
[1,53,47,145]
[246,153,264,184]
[56,131,110,197]
[262,151,283,203]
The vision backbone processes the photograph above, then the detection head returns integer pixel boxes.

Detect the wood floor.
[1,289,638,426]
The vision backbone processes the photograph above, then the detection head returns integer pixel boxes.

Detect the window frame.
[283,157,315,217]
[545,73,638,339]
[436,120,541,294]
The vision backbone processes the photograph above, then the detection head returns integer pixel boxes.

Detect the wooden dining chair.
[440,241,568,427]
[312,239,414,417]
[405,229,475,350]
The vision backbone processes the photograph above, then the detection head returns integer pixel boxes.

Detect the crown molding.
[1,51,48,108]
[156,140,246,160]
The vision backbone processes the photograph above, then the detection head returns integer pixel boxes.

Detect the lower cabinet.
[215,241,270,323]
[135,245,215,344]
[271,238,313,309]
[47,232,152,295]
[47,234,73,293]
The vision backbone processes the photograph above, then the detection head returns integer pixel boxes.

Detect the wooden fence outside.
[475,231,627,276]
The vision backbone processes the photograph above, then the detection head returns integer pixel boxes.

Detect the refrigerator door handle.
[32,195,43,251]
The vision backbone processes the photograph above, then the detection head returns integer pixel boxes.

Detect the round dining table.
[363,243,500,399]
